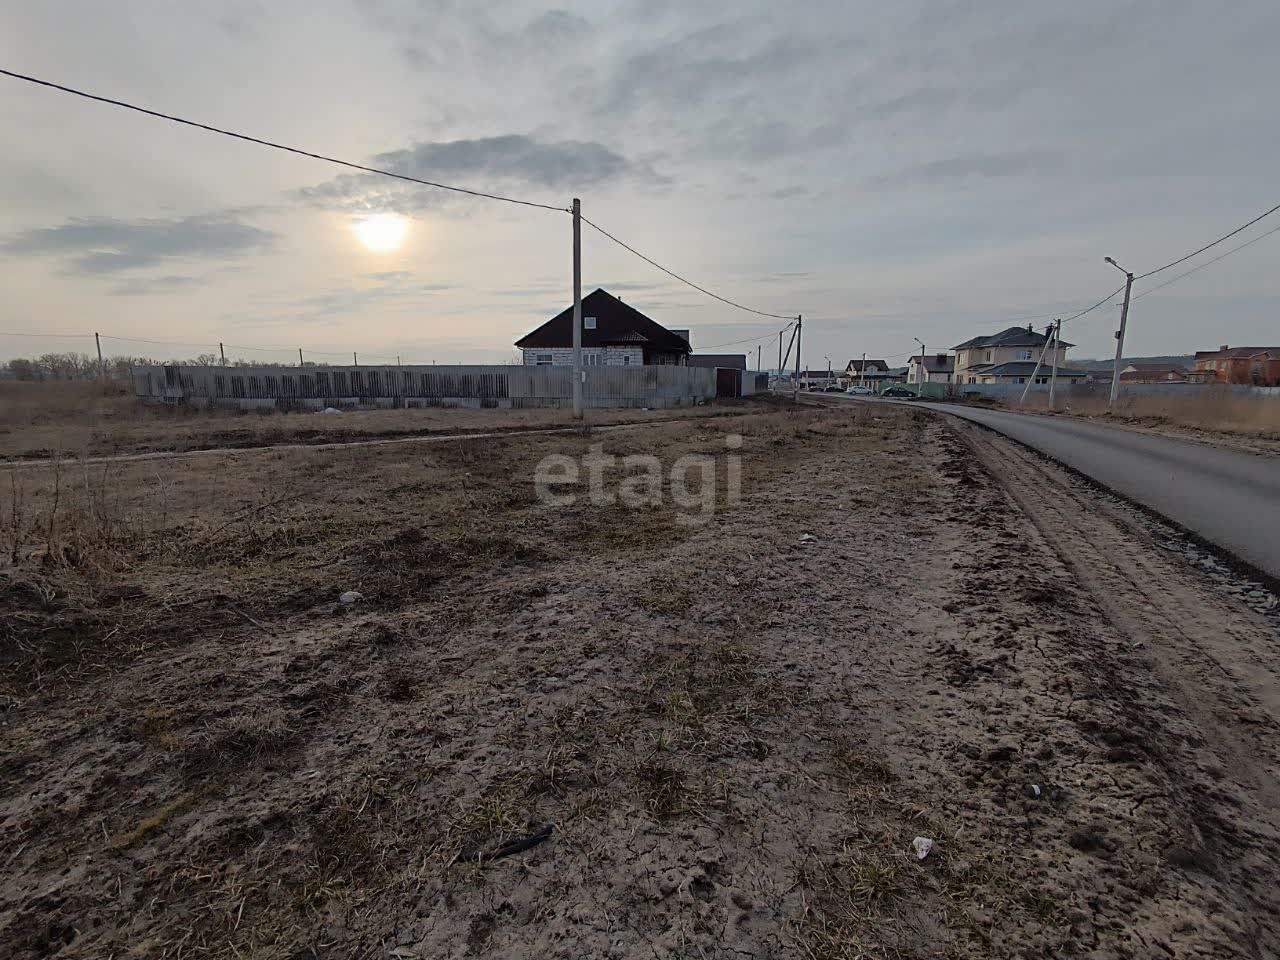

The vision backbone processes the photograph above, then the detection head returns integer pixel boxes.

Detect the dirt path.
[3,405,1278,958]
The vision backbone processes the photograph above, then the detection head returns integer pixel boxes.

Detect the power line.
[0,67,568,214]
[580,215,796,320]
[698,322,795,351]
[1061,284,1126,325]
[1133,221,1280,301]
[1136,200,1280,280]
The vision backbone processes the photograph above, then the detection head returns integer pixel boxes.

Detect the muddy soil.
[2,404,1278,958]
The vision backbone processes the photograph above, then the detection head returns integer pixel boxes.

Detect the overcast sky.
[2,0,1278,368]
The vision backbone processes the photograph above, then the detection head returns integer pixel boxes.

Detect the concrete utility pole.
[1105,257,1135,413]
[94,332,105,383]
[298,347,304,367]
[353,352,358,367]
[913,338,926,394]
[756,344,762,372]
[1048,319,1062,410]
[219,342,227,366]
[1019,330,1055,407]
[792,315,803,402]
[572,197,583,419]
[861,351,866,388]
[777,330,783,379]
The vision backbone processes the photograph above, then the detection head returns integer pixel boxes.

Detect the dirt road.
[3,403,1278,958]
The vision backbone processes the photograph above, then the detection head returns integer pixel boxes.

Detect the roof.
[979,362,1088,378]
[913,353,954,373]
[688,354,747,370]
[845,358,890,372]
[515,289,692,354]
[799,369,840,378]
[1193,346,1279,360]
[953,325,1074,351]
[1123,362,1188,373]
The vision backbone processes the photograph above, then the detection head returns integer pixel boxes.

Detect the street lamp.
[913,337,926,393]
[1104,257,1135,412]
[824,354,832,386]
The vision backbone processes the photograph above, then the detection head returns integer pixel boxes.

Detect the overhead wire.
[0,67,568,213]
[1133,221,1280,302]
[1135,200,1280,280]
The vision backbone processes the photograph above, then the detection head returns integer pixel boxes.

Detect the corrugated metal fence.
[132,363,718,410]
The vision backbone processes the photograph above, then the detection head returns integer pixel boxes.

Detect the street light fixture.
[1104,257,1135,412]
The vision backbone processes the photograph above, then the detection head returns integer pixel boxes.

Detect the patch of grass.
[183,711,297,773]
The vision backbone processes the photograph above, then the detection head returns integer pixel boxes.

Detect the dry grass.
[0,378,760,460]
[1011,386,1280,438]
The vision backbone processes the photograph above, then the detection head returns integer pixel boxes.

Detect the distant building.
[1119,363,1189,384]
[905,353,955,385]
[1192,345,1280,386]
[688,354,747,370]
[844,358,890,380]
[798,369,841,389]
[954,324,1085,385]
[515,288,691,366]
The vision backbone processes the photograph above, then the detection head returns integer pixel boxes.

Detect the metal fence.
[131,363,718,410]
[948,381,1280,401]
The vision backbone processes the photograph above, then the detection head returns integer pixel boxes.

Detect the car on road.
[846,385,873,395]
[880,386,918,399]
[823,384,844,392]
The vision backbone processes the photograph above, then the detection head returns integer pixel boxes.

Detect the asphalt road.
[850,396,1280,580]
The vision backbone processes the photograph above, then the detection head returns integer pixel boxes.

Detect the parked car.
[823,384,844,392]
[846,385,873,395]
[881,385,917,399]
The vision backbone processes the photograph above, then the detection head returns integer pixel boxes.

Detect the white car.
[846,385,873,395]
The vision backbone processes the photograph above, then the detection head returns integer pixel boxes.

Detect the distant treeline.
[3,353,333,382]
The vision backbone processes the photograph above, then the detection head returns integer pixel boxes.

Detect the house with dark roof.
[1119,362,1189,384]
[1192,345,1280,385]
[515,289,692,367]
[844,358,890,378]
[953,324,1085,385]
[905,353,955,385]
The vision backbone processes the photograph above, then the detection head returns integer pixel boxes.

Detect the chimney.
[1027,323,1033,333]
[1220,344,1229,352]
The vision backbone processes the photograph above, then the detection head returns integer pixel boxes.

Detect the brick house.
[516,288,691,367]
[1191,345,1280,386]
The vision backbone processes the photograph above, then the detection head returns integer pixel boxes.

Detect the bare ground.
[2,403,1279,958]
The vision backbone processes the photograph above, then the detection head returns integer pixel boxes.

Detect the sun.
[354,213,409,252]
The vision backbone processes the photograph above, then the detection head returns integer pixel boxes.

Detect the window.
[536,354,553,365]
[623,355,631,365]
[1018,350,1033,361]
[584,316,597,330]
[1013,377,1026,384]
[984,349,993,362]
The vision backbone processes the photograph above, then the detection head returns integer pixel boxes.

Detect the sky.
[2,0,1279,370]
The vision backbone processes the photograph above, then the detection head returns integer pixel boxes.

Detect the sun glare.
[354,213,408,252]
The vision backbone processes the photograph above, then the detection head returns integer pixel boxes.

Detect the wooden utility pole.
[572,197,583,419]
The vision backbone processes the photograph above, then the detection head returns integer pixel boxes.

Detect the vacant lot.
[3,401,1279,958]
[0,380,751,461]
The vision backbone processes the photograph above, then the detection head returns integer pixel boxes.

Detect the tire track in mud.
[954,417,1280,958]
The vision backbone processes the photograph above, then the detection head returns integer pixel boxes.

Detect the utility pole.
[1019,330,1054,406]
[94,332,105,384]
[353,351,358,367]
[825,354,832,385]
[861,351,866,388]
[298,347,304,367]
[913,338,925,395]
[219,342,227,366]
[572,197,583,419]
[756,344,762,372]
[792,315,802,402]
[777,330,783,379]
[1105,257,1135,413]
[1048,319,1062,410]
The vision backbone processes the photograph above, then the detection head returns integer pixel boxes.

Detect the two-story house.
[953,324,1083,385]
[1192,345,1280,386]
[905,353,955,384]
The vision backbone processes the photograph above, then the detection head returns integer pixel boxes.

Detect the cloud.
[868,151,1060,191]
[3,214,274,273]
[108,275,201,296]
[300,135,640,213]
